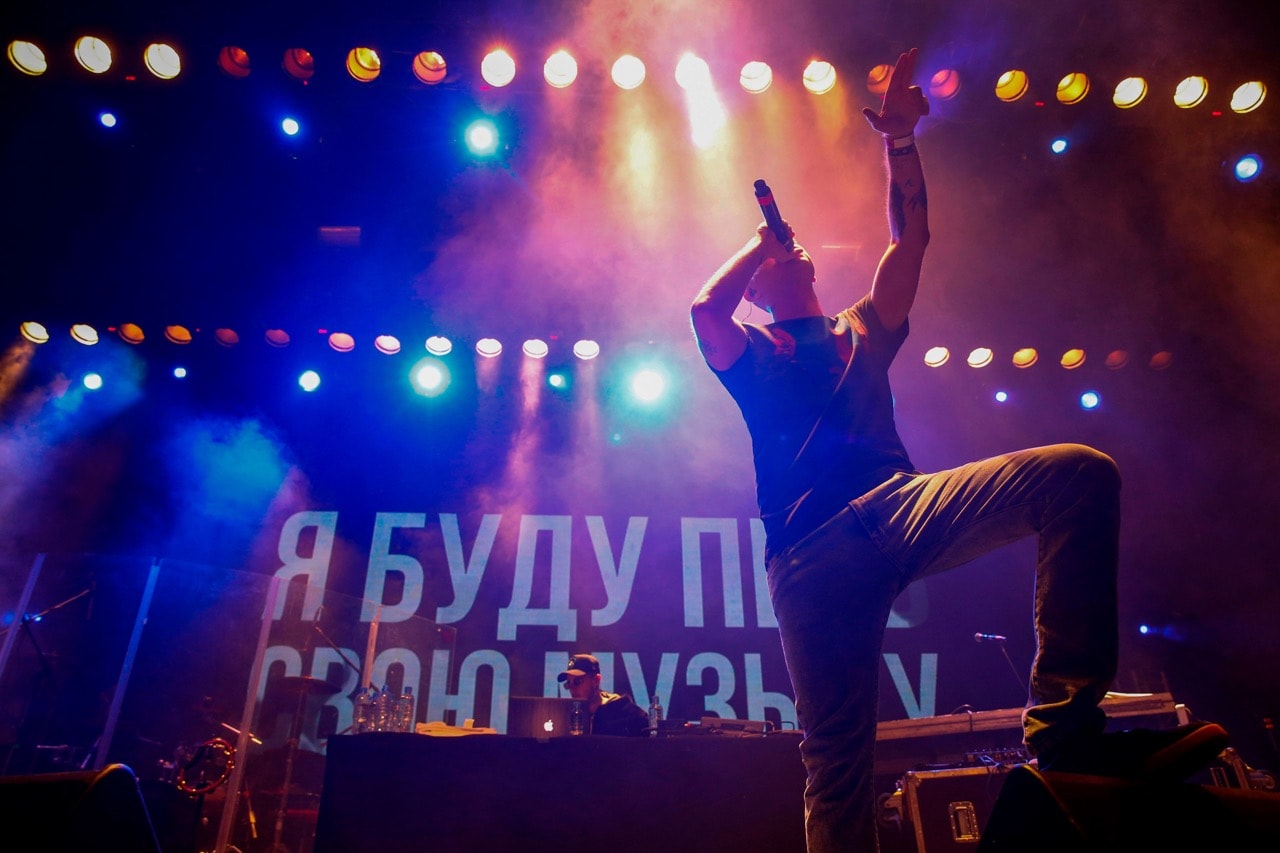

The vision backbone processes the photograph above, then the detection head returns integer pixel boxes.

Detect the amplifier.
[880,764,1021,853]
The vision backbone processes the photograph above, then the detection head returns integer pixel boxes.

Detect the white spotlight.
[611,54,646,90]
[630,368,667,403]
[573,340,601,360]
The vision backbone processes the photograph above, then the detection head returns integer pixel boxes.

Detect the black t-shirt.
[714,295,916,561]
[591,693,650,737]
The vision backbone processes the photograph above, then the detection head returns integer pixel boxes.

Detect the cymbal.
[273,676,340,697]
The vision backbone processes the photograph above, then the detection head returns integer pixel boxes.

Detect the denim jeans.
[766,444,1120,851]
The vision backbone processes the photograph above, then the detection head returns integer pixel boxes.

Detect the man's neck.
[769,305,825,322]
[768,290,825,322]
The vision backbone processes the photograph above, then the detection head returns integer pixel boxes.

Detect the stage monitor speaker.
[976,765,1280,851]
[0,763,162,852]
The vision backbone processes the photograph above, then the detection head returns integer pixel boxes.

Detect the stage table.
[315,731,807,852]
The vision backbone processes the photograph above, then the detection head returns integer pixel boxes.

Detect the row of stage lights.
[22,323,1121,413]
[17,321,601,361]
[70,362,1113,412]
[17,321,1171,374]
[6,36,1270,113]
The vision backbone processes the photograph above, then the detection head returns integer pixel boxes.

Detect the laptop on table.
[506,696,583,739]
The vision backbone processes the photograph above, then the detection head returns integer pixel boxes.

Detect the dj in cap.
[557,654,649,737]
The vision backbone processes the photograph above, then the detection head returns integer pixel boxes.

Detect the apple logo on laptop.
[543,718,555,733]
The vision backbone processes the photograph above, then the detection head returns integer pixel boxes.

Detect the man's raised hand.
[862,48,930,138]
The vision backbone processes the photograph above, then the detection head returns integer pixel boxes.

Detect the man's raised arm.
[863,48,931,332]
[690,225,769,372]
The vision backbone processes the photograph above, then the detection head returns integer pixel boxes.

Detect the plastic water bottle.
[648,694,663,737]
[375,684,392,731]
[569,701,585,736]
[398,686,415,732]
[354,687,374,733]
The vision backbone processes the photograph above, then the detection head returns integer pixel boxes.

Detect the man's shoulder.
[599,692,646,718]
[593,692,649,736]
[845,294,908,339]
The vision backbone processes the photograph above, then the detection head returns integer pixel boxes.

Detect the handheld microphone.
[753,179,795,250]
[973,632,1007,644]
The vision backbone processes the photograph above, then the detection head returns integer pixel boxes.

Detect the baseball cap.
[556,653,601,682]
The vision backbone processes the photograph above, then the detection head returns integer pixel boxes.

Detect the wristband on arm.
[886,133,916,156]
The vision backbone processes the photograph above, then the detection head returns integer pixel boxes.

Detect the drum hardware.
[267,676,340,853]
[176,737,236,795]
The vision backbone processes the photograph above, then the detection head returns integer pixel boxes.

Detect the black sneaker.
[1037,721,1230,781]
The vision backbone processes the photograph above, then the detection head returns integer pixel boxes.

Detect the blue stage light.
[298,370,321,392]
[1079,391,1100,410]
[411,357,451,397]
[1138,622,1185,641]
[1050,137,1069,154]
[630,367,667,403]
[282,117,300,136]
[1234,155,1262,183]
[465,119,499,156]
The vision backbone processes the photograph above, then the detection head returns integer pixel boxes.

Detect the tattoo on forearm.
[890,181,906,239]
[889,179,928,239]
[911,182,928,214]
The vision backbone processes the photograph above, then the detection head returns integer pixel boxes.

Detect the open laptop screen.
[506,696,583,739]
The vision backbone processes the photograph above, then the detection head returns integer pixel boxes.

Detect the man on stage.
[689,48,1227,850]
[558,654,650,737]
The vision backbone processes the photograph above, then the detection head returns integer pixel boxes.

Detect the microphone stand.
[994,642,1029,700]
[976,632,1030,700]
[309,619,365,736]
[310,622,363,684]
[2,589,93,774]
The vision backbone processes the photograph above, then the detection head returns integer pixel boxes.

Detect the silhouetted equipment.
[977,764,1280,851]
[0,763,161,852]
